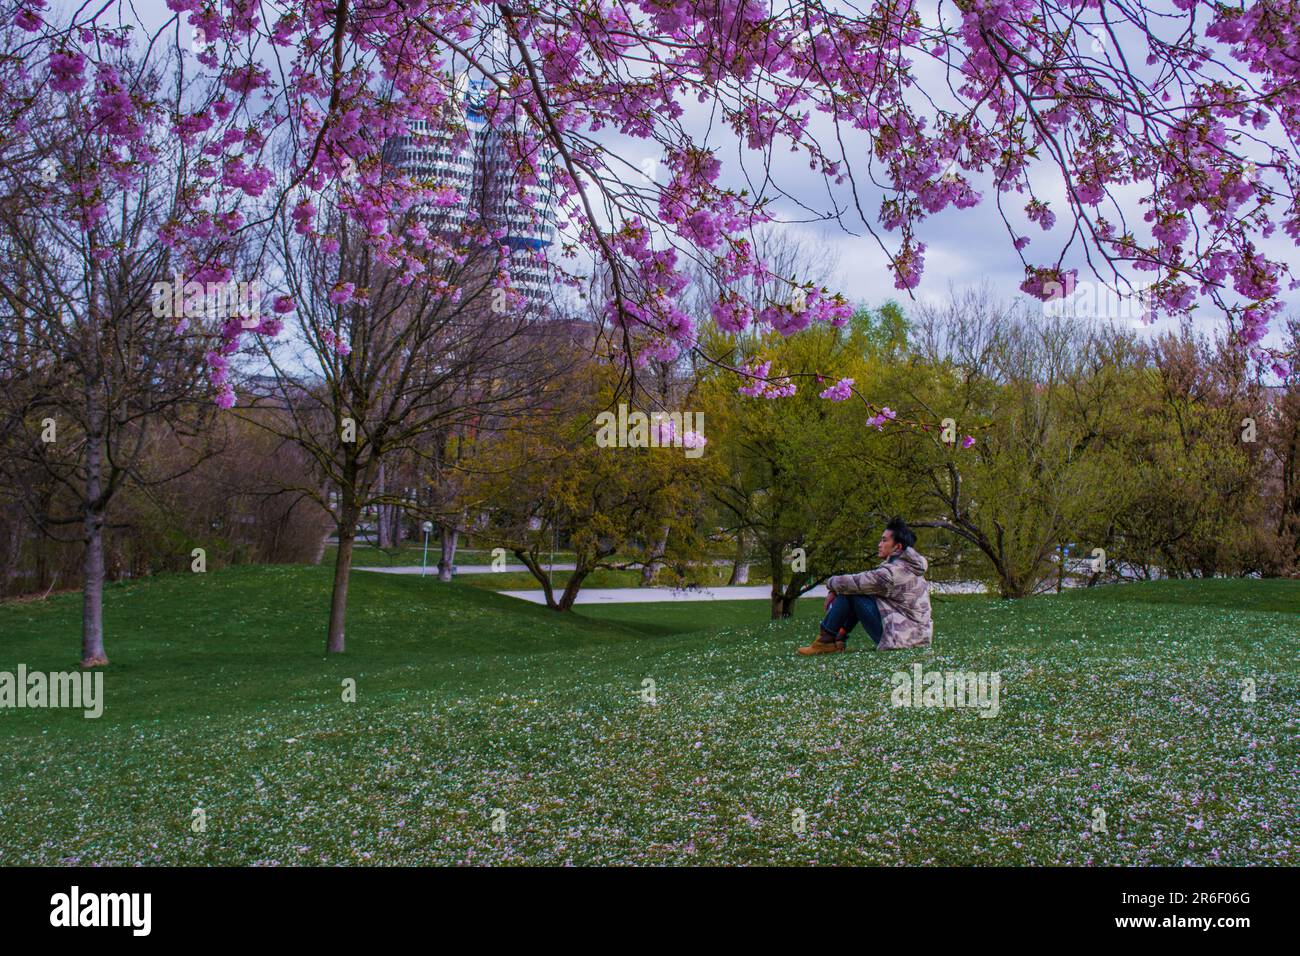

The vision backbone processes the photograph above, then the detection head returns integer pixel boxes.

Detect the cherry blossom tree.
[0,51,249,666]
[5,0,1295,395]
[245,184,557,652]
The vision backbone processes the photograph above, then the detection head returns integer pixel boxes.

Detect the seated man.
[798,517,933,655]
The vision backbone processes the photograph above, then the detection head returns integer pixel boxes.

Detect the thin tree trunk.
[81,431,109,667]
[437,523,458,582]
[36,541,49,594]
[312,479,332,564]
[0,515,21,599]
[1000,565,1030,598]
[515,548,555,608]
[375,463,390,549]
[327,486,360,654]
[392,497,406,545]
[769,543,785,620]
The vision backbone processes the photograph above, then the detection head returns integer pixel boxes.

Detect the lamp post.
[421,521,433,577]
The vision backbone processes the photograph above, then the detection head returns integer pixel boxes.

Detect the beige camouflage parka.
[827,547,933,649]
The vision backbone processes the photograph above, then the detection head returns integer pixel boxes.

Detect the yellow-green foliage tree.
[899,296,1140,597]
[698,310,917,618]
[1105,323,1277,578]
[472,362,707,610]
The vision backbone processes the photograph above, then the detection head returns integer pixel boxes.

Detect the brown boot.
[797,630,845,655]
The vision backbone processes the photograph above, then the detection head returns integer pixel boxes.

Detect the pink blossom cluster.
[738,361,797,399]
[867,407,897,430]
[818,377,855,402]
[654,417,707,450]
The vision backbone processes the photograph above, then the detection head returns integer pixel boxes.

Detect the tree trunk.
[36,541,49,595]
[327,490,360,654]
[392,497,406,545]
[640,524,670,586]
[375,463,390,549]
[311,526,328,565]
[777,572,805,619]
[312,479,332,565]
[555,566,590,611]
[437,522,458,582]
[515,548,556,607]
[81,432,109,667]
[727,531,750,585]
[0,513,21,599]
[999,568,1029,599]
[769,543,786,620]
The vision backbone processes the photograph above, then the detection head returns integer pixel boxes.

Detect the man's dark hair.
[885,517,916,551]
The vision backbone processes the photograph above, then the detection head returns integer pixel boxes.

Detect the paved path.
[498,581,989,604]
[357,558,734,576]
[356,563,576,575]
[499,584,798,604]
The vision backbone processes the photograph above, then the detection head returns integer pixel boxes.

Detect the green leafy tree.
[699,320,912,618]
[901,292,1136,597]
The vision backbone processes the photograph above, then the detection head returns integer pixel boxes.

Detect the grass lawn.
[0,567,1296,865]
[335,545,517,567]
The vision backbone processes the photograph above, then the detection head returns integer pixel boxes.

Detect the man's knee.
[853,596,884,639]
[849,594,876,615]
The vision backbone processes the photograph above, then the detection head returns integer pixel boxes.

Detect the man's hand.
[824,589,835,611]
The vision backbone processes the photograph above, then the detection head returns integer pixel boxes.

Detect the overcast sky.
[583,15,1300,366]
[538,0,1298,376]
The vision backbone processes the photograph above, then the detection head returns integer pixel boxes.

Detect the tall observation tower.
[389,75,557,315]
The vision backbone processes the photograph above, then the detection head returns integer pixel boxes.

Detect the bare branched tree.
[0,58,227,665]
[244,184,565,652]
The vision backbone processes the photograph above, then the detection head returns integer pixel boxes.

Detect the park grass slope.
[1,566,1297,865]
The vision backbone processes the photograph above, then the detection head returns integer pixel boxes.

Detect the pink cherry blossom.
[867,406,897,430]
[819,378,855,402]
[328,283,356,305]
[48,50,86,93]
[4,0,1296,397]
[738,361,797,399]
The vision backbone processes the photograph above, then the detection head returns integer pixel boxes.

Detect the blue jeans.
[820,594,883,646]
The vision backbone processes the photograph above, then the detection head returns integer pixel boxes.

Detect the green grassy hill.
[1,567,1296,865]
